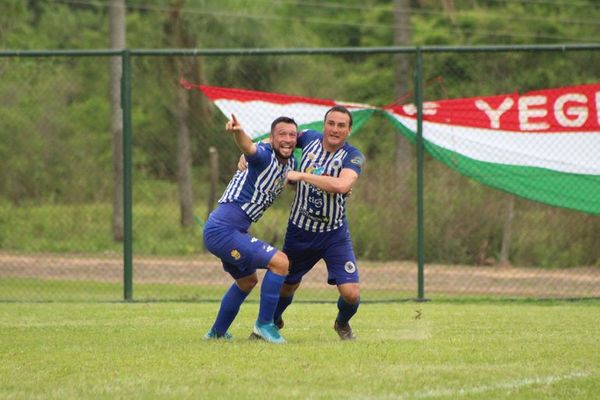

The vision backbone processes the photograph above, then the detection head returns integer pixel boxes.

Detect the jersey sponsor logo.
[344,261,356,273]
[306,165,325,176]
[350,156,364,166]
[230,249,242,260]
[300,207,330,223]
[307,195,323,208]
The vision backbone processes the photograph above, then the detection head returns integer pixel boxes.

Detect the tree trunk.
[109,0,125,242]
[441,0,456,23]
[166,1,194,227]
[176,85,194,226]
[207,146,219,222]
[393,0,412,177]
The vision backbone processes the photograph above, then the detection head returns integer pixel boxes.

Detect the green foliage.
[423,164,505,264]
[1,0,599,268]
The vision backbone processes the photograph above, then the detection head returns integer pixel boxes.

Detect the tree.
[164,0,211,227]
[393,0,413,178]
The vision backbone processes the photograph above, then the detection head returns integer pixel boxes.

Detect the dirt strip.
[1,251,599,298]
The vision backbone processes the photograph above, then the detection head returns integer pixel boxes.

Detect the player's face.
[270,122,297,160]
[323,111,351,151]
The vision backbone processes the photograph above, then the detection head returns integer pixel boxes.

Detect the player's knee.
[236,274,258,292]
[268,251,289,275]
[343,293,360,304]
[340,284,360,304]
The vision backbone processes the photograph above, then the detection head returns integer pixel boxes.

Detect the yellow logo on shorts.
[230,250,241,260]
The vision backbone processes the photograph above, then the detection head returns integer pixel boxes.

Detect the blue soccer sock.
[211,283,249,335]
[257,270,286,325]
[336,296,360,325]
[273,294,294,323]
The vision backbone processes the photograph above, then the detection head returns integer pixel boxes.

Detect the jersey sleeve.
[342,148,366,175]
[244,142,272,169]
[297,129,321,149]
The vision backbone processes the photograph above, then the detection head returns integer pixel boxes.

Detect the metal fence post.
[415,47,426,301]
[121,49,133,301]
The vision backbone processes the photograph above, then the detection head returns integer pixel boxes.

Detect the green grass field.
[0,277,415,303]
[1,301,599,399]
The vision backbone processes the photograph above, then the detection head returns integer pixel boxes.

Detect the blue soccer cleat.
[203,329,233,341]
[251,321,286,344]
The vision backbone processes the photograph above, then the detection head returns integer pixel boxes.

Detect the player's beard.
[274,146,293,160]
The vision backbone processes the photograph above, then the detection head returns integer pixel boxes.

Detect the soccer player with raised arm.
[278,105,365,340]
[203,114,297,344]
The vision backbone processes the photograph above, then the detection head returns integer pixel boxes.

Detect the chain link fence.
[1,46,599,302]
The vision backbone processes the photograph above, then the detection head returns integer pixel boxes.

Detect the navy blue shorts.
[283,223,359,286]
[203,203,278,280]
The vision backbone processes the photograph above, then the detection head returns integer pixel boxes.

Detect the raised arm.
[226,114,257,156]
[286,168,358,194]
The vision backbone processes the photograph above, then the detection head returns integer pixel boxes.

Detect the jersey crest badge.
[230,250,241,260]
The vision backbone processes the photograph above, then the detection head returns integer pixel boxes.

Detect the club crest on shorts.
[230,249,241,260]
[344,261,356,273]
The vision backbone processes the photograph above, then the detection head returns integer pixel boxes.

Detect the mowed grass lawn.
[1,301,599,400]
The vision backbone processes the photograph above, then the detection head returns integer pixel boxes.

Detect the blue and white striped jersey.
[219,142,295,222]
[288,130,365,232]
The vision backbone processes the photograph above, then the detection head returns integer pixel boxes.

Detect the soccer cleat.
[203,329,233,341]
[275,317,284,330]
[334,320,356,341]
[248,332,261,340]
[251,321,286,344]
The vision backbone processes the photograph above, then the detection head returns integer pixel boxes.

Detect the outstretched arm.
[226,114,257,156]
[286,168,358,194]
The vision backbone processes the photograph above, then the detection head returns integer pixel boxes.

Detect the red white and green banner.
[182,80,600,215]
[384,83,600,215]
[181,80,375,140]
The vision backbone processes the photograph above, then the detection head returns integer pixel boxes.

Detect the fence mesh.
[1,47,599,302]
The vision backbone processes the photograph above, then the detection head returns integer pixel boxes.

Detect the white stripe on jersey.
[219,170,248,203]
[219,147,293,222]
[289,138,351,232]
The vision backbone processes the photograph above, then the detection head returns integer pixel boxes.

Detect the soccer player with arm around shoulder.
[202,114,297,344]
[279,105,365,340]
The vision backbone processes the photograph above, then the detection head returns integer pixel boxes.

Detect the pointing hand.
[225,113,243,133]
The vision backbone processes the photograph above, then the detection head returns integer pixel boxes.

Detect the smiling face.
[323,110,352,152]
[270,122,298,161]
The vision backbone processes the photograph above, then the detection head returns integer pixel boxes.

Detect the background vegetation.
[1,0,599,267]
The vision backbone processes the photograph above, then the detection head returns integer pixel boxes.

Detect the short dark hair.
[270,116,298,133]
[324,105,353,127]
